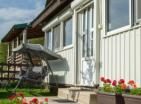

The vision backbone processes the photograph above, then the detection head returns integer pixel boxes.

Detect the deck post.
[8,64,10,82]
[1,65,3,81]
[23,29,27,44]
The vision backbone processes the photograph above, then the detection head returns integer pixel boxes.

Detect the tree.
[29,37,44,45]
[0,42,8,63]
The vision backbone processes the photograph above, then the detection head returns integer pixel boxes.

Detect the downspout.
[94,0,101,84]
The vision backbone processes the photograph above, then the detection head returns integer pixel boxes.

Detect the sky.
[0,0,45,40]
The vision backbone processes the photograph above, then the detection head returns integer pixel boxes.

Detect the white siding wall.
[100,26,141,86]
[49,47,75,85]
[43,6,76,85]
[57,47,75,84]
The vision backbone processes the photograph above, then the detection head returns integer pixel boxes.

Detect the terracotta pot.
[123,94,141,104]
[97,92,124,104]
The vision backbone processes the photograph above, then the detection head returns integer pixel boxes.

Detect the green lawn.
[0,88,55,104]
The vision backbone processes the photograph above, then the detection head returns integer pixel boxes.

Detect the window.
[53,24,60,51]
[63,18,72,46]
[82,6,94,57]
[107,0,129,31]
[135,0,141,22]
[47,30,52,51]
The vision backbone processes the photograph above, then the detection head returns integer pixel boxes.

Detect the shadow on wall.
[48,58,69,72]
[48,58,69,84]
[49,74,65,85]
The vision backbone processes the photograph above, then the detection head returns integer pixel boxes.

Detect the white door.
[78,5,94,86]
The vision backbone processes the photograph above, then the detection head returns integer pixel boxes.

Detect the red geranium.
[8,95,16,100]
[101,77,107,83]
[30,98,38,104]
[106,79,111,83]
[101,77,105,81]
[16,92,24,98]
[22,101,28,104]
[128,80,137,88]
[112,80,117,86]
[128,80,135,85]
[120,83,127,90]
[118,79,125,84]
[45,97,48,102]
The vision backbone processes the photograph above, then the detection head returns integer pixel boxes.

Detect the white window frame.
[43,9,73,52]
[53,24,61,52]
[135,0,141,24]
[80,4,94,58]
[106,0,132,36]
[63,17,73,49]
[46,30,53,51]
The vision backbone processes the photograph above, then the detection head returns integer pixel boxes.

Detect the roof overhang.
[1,24,44,42]
[30,0,73,28]
[1,23,27,42]
[20,26,44,40]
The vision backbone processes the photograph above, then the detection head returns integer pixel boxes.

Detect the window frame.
[63,17,73,48]
[106,0,132,35]
[135,0,141,24]
[43,10,73,52]
[46,30,53,51]
[53,24,61,52]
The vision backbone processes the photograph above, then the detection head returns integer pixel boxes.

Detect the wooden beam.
[1,65,3,81]
[0,70,19,73]
[0,78,18,80]
[0,63,40,67]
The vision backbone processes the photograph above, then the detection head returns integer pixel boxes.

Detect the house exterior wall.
[100,25,141,86]
[43,0,97,86]
[100,0,141,86]
[48,47,75,85]
[43,7,75,85]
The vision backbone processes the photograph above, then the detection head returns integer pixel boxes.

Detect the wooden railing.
[0,63,29,81]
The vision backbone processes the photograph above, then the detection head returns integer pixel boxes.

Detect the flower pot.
[97,92,124,104]
[123,94,141,104]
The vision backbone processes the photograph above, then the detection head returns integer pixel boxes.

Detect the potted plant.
[122,80,141,104]
[97,77,125,104]
[8,92,26,104]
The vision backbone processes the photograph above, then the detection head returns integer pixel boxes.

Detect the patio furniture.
[6,43,62,92]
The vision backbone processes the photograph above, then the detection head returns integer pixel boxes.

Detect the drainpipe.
[94,0,101,84]
[23,29,27,44]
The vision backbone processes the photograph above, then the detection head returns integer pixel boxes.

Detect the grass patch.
[0,88,56,103]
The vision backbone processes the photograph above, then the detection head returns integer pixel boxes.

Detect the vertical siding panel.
[101,39,105,77]
[105,38,109,78]
[120,33,125,79]
[135,28,141,86]
[130,30,135,80]
[109,37,112,79]
[112,36,116,80]
[57,48,74,84]
[125,31,130,82]
[103,39,106,77]
[116,35,120,79]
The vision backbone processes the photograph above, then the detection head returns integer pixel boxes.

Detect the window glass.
[107,0,129,31]
[82,6,94,57]
[63,18,72,46]
[136,0,141,20]
[53,24,60,51]
[47,30,52,51]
